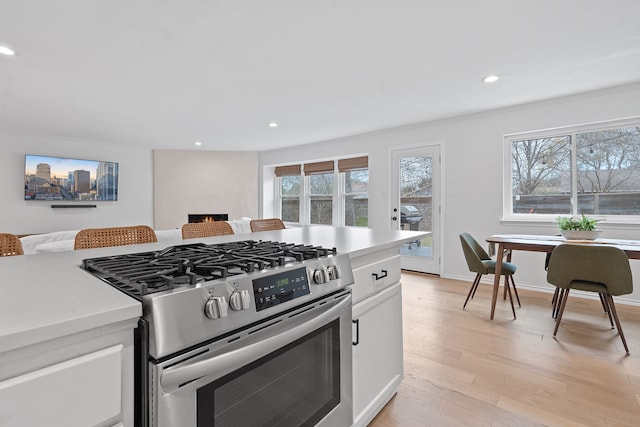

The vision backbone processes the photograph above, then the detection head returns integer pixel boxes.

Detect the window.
[305,161,334,225]
[507,118,640,219]
[511,135,572,214]
[274,156,368,226]
[275,165,301,223]
[339,156,369,227]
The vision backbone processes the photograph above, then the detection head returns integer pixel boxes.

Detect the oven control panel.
[146,252,354,359]
[252,267,310,312]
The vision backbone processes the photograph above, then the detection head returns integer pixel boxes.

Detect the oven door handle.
[160,293,351,389]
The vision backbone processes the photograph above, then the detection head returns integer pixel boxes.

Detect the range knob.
[229,289,251,311]
[327,264,340,280]
[313,266,329,284]
[204,296,228,319]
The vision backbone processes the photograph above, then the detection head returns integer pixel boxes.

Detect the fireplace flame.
[188,214,229,223]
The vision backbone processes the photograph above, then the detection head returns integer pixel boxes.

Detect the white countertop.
[0,249,142,354]
[0,226,425,355]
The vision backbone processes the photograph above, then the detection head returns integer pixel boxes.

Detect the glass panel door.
[391,145,441,274]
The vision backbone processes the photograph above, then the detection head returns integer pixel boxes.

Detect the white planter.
[560,229,602,240]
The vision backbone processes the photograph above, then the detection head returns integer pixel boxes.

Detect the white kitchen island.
[0,245,142,427]
[0,225,425,427]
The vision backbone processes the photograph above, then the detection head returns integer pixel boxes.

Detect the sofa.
[19,220,253,255]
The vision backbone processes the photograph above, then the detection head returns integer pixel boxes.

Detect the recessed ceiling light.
[268,122,278,128]
[0,46,15,56]
[194,141,202,146]
[482,75,500,83]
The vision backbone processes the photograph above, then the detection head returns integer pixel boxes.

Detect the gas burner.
[82,240,338,299]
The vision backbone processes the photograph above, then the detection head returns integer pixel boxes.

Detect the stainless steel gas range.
[82,239,354,427]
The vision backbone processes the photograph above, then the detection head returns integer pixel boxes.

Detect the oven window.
[197,320,340,427]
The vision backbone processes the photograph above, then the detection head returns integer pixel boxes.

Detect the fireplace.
[188,214,229,223]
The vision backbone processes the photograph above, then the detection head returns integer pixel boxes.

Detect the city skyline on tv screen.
[24,154,119,201]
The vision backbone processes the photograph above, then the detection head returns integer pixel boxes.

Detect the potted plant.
[556,214,603,240]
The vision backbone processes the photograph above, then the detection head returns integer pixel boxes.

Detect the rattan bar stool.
[74,225,158,250]
[0,233,24,256]
[249,218,285,232]
[181,221,234,239]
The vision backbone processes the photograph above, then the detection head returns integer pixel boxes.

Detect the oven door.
[151,291,352,427]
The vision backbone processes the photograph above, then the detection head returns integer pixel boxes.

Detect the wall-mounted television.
[24,154,119,201]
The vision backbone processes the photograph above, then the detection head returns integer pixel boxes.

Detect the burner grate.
[82,240,338,298]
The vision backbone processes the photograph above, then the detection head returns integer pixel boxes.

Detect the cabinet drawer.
[351,255,400,304]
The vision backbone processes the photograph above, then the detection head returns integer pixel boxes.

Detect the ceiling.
[1,0,640,152]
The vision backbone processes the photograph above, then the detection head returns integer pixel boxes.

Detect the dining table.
[485,234,640,320]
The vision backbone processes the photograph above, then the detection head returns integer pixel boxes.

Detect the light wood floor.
[369,272,640,427]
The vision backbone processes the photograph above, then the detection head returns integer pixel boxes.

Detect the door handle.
[161,294,352,388]
[352,319,360,346]
[372,270,388,281]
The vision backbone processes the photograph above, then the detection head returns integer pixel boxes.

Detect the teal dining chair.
[459,233,520,318]
[546,244,633,355]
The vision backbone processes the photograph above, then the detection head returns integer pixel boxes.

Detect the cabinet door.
[352,282,403,427]
[0,345,123,427]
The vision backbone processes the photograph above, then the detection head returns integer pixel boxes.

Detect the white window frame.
[273,156,369,227]
[503,116,640,225]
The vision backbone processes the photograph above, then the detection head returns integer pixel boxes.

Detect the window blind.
[338,156,368,172]
[303,161,334,175]
[274,164,301,177]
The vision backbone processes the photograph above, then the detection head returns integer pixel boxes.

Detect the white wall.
[153,150,259,230]
[0,132,154,234]
[259,82,640,303]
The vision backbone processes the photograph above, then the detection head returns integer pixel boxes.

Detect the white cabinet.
[0,319,136,427]
[352,281,403,427]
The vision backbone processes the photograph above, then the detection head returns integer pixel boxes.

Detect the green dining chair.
[546,250,610,320]
[459,233,520,318]
[546,244,633,355]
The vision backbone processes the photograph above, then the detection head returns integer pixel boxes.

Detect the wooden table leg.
[503,249,513,300]
[490,243,505,320]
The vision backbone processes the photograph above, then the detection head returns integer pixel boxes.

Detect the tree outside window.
[399,156,432,231]
[511,136,571,214]
[309,173,333,225]
[343,169,368,226]
[280,175,300,222]
[509,123,640,216]
[576,128,640,215]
